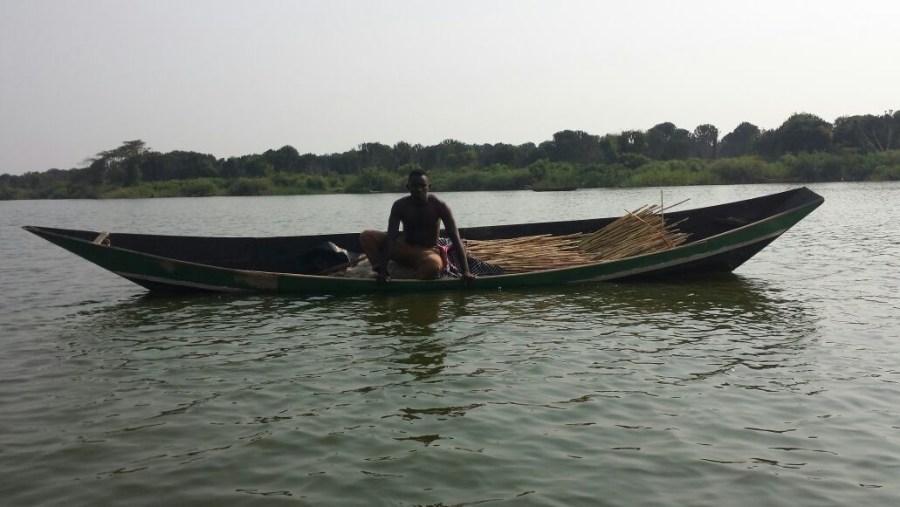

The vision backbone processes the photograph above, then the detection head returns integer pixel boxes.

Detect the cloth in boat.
[436,238,505,278]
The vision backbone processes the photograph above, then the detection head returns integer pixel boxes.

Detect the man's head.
[407,169,429,204]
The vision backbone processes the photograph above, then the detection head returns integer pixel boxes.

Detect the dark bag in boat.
[296,242,352,274]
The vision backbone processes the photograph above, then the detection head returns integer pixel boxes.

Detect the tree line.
[2,109,898,200]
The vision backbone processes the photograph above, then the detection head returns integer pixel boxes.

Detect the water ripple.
[2,184,900,506]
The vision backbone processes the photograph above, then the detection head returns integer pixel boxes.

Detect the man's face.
[407,175,429,204]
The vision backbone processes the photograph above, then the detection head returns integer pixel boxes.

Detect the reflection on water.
[52,274,820,429]
[64,273,818,376]
[361,293,446,335]
[65,273,816,363]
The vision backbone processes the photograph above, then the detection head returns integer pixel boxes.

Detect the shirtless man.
[360,170,473,283]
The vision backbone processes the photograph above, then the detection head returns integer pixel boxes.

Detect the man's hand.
[460,271,476,286]
[377,268,391,284]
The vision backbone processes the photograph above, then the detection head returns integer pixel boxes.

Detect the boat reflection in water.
[43,274,820,472]
[63,272,816,374]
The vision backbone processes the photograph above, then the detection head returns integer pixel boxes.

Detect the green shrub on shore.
[227,178,275,196]
[103,178,224,198]
[626,159,718,187]
[864,151,900,181]
[429,165,533,191]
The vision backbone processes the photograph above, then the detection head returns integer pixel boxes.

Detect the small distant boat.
[23,187,823,295]
[527,185,578,191]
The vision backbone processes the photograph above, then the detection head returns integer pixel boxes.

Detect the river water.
[1,183,898,506]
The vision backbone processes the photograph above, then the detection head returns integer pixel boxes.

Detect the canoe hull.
[23,187,824,294]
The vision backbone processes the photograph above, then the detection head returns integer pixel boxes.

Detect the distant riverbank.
[3,151,899,200]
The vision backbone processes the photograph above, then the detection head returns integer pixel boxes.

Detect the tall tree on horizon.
[720,122,760,157]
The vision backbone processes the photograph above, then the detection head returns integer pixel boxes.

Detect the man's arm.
[377,202,402,281]
[440,203,473,282]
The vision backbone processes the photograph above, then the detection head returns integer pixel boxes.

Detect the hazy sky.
[1,0,897,175]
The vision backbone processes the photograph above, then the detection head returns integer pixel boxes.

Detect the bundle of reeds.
[465,204,689,273]
[465,233,595,273]
[578,204,690,260]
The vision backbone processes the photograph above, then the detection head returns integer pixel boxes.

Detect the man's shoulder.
[433,196,454,216]
[391,196,420,216]
[392,195,415,208]
[426,194,449,209]
[391,195,449,216]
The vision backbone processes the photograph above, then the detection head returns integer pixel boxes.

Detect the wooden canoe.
[23,187,823,294]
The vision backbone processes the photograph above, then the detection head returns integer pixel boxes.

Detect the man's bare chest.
[401,209,440,230]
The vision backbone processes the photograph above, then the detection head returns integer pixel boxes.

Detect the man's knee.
[416,255,443,280]
[360,230,384,251]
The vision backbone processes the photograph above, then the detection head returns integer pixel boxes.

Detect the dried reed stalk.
[465,205,690,273]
